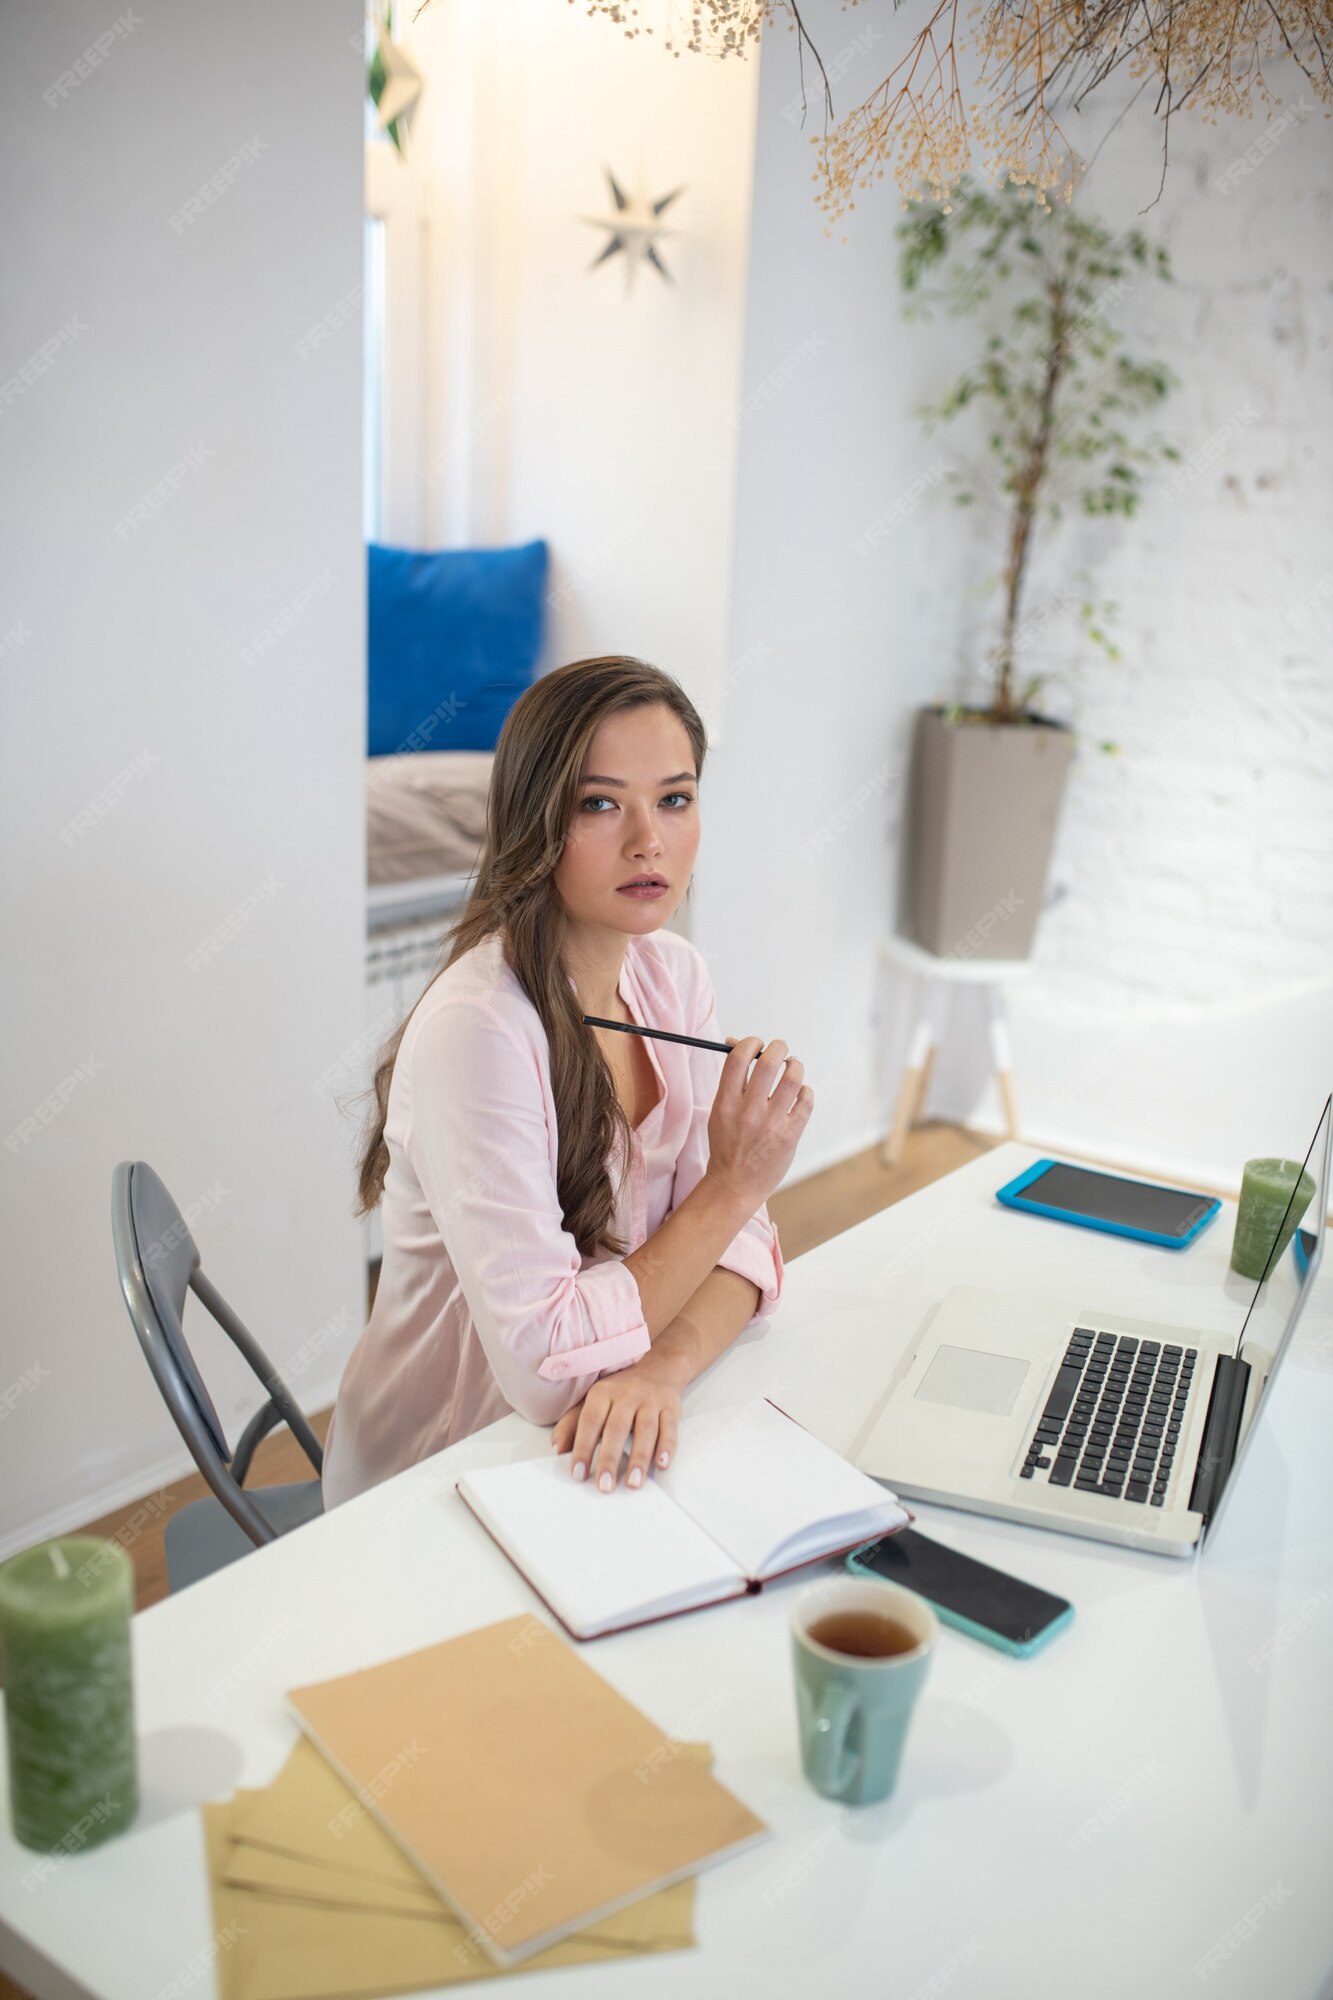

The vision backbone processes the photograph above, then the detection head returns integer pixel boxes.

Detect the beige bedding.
[366,750,493,886]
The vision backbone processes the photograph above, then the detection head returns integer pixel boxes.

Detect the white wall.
[384,0,760,748]
[990,88,1333,1187]
[0,0,367,1557]
[707,0,1333,1193]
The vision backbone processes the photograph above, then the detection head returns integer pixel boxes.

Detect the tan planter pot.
[900,706,1074,960]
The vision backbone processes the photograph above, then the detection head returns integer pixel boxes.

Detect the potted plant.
[895,175,1180,960]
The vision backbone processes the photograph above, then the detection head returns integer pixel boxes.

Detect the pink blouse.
[320,926,785,1507]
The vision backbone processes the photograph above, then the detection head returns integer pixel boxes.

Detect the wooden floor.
[0,1120,995,2000]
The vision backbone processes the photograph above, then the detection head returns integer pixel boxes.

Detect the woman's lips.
[616,882,668,898]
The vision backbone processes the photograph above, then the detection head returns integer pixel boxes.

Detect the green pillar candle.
[1231,1157,1316,1283]
[0,1536,138,1855]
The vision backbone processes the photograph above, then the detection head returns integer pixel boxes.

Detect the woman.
[321,656,814,1508]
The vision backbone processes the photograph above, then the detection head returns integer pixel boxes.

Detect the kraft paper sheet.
[199,1733,711,2000]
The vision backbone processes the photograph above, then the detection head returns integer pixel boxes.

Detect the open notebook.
[455,1395,911,1640]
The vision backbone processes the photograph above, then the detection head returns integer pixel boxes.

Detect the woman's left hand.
[550,1357,683,1493]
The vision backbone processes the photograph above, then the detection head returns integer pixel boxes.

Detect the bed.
[364,746,491,1048]
[360,748,492,1262]
[359,536,547,1263]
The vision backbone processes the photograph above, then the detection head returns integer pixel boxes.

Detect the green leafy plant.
[366,2,419,159]
[366,33,406,158]
[898,176,1181,726]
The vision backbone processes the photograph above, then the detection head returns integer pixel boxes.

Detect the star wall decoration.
[578,165,685,295]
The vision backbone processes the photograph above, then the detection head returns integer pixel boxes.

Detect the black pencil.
[582,1015,742,1055]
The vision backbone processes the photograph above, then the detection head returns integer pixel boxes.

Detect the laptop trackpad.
[915,1344,1030,1417]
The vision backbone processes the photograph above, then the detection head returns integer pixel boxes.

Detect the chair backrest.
[111,1161,323,1547]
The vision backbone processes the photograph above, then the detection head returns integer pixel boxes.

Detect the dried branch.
[784,0,837,128]
[806,0,1332,222]
[413,1,1332,222]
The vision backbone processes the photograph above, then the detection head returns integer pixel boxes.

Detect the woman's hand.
[704,1034,813,1212]
[550,1356,683,1493]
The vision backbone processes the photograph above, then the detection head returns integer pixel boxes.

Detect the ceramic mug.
[790,1575,937,1805]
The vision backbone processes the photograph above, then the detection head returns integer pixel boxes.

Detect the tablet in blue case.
[996,1157,1221,1250]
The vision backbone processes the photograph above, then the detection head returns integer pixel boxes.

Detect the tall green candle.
[0,1536,138,1855]
[1231,1157,1316,1283]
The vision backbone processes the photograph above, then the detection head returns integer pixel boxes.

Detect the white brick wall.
[990,99,1333,1175]
[718,0,1332,1190]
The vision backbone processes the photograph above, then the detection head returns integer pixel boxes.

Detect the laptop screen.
[1204,1092,1331,1545]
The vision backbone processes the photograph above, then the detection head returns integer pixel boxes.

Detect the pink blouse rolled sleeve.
[408,997,653,1408]
[320,928,786,1509]
[669,957,785,1324]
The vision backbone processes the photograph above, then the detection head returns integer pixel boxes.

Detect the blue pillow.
[367,539,549,756]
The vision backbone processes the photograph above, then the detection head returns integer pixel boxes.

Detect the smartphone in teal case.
[846,1530,1074,1658]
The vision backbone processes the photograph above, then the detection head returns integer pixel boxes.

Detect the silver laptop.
[855,1094,1331,1560]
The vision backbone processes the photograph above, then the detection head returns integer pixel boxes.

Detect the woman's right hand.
[704,1036,814,1211]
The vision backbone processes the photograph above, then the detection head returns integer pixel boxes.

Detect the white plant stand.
[881,932,1034,1166]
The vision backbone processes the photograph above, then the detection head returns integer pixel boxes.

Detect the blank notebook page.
[457,1453,748,1636]
[656,1398,907,1579]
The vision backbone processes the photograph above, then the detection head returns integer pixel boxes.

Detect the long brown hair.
[353,656,708,1259]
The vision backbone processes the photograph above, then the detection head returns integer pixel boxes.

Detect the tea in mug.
[806,1610,920,1659]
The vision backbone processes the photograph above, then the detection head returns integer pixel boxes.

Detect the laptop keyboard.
[1019,1328,1196,1507]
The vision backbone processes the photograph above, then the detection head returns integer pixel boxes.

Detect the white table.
[3,1144,1332,2000]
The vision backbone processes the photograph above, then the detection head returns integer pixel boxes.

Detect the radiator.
[361,880,469,1267]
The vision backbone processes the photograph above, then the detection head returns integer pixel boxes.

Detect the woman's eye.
[580,793,695,813]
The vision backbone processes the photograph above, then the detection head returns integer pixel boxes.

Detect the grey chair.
[111,1160,325,1593]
